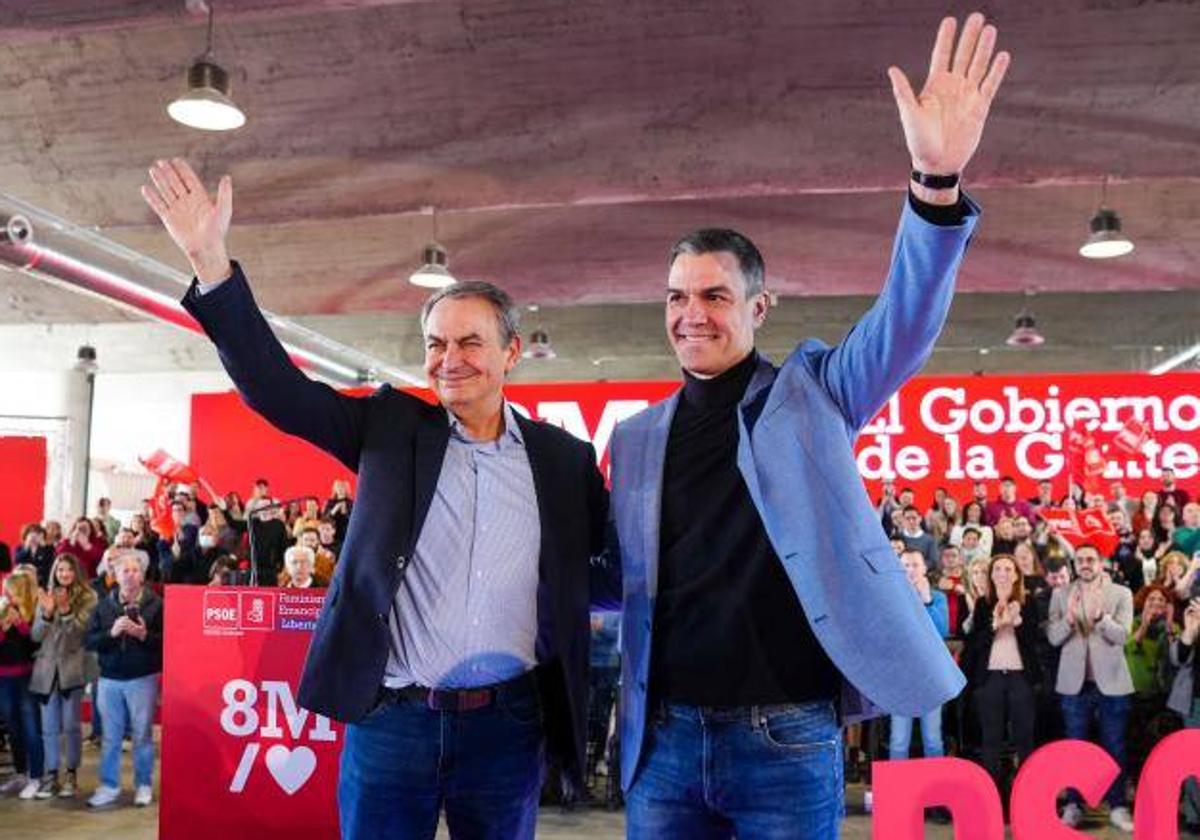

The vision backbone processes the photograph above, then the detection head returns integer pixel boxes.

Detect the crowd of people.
[866,471,1200,832]
[0,478,352,809]
[1,471,1198,830]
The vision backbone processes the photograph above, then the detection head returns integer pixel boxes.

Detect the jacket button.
[377,612,387,624]
[396,555,407,571]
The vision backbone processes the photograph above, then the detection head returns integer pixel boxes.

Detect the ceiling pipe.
[0,192,423,387]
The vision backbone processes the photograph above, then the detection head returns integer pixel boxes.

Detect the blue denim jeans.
[888,706,944,760]
[97,674,159,788]
[1060,684,1131,808]
[626,700,844,840]
[338,678,544,840]
[0,674,44,779]
[41,686,84,773]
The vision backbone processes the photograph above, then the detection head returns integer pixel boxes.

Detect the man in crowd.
[1029,479,1054,512]
[142,159,618,838]
[84,549,163,809]
[986,476,1035,526]
[95,497,121,542]
[607,13,1009,836]
[1046,544,1135,832]
[899,505,939,571]
[1158,467,1190,511]
[961,526,988,565]
[297,526,336,584]
[317,517,342,560]
[1172,502,1200,556]
[1110,481,1137,521]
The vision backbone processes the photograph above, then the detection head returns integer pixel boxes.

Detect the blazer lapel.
[643,391,679,601]
[410,412,450,555]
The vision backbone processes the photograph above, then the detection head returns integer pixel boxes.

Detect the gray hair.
[419,281,521,346]
[284,545,315,568]
[110,548,149,574]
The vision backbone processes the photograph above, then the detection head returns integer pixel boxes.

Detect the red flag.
[1043,506,1120,557]
[1111,415,1153,456]
[149,476,175,540]
[139,449,204,540]
[1065,424,1107,495]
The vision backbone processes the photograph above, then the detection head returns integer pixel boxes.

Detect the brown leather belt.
[392,671,535,713]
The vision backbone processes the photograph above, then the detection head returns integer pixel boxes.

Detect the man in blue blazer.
[142,160,619,838]
[609,13,1011,838]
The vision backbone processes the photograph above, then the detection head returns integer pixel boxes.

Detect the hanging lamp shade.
[409,243,456,288]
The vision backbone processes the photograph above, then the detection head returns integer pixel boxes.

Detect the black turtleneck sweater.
[650,351,840,706]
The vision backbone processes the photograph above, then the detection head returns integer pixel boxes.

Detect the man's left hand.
[887,12,1011,179]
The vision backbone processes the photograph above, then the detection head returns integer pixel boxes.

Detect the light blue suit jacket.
[609,196,979,792]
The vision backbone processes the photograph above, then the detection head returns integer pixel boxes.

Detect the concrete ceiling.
[0,0,1198,379]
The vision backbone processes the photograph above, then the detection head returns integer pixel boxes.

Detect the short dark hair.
[300,526,319,537]
[254,478,270,486]
[902,505,921,516]
[962,526,981,538]
[420,281,520,346]
[1043,556,1068,574]
[668,228,765,297]
[900,487,916,496]
[1000,476,1016,485]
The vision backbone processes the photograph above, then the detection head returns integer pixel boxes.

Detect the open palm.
[141,158,232,272]
[887,13,1010,176]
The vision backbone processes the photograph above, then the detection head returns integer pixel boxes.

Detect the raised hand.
[887,12,1011,178]
[141,158,234,285]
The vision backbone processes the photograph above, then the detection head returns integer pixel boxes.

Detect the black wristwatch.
[911,170,960,190]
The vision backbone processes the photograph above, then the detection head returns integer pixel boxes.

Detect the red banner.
[189,372,1200,508]
[0,436,46,546]
[160,586,343,839]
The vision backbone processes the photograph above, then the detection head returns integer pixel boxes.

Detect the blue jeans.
[1060,684,1131,808]
[0,674,43,779]
[626,701,844,840]
[888,706,944,760]
[339,678,544,840]
[97,674,159,788]
[41,686,84,773]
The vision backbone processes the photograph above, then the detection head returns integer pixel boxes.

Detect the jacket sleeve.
[1046,587,1074,648]
[31,610,50,643]
[84,601,118,653]
[586,443,622,611]
[806,195,980,431]
[180,264,375,471]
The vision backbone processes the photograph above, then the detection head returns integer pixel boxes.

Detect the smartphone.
[124,603,141,623]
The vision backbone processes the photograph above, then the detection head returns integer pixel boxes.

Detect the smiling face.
[991,556,1018,593]
[423,295,519,419]
[666,251,767,378]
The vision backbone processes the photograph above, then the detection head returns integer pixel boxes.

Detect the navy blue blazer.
[181,266,619,782]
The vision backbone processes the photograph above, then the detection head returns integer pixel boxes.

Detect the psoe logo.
[203,592,240,631]
[239,592,276,631]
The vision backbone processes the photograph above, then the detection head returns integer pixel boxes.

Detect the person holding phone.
[84,549,163,809]
[30,553,99,799]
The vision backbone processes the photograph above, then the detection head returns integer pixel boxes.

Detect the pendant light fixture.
[1005,291,1045,348]
[409,208,457,288]
[1079,178,1134,259]
[167,2,247,132]
[521,306,556,359]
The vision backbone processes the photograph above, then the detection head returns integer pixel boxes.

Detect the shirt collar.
[447,401,525,447]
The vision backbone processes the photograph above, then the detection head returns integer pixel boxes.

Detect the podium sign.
[161,586,343,838]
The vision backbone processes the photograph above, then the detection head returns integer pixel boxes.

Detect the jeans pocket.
[756,705,839,753]
[497,690,542,727]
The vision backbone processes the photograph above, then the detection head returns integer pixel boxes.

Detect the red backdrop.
[189,372,1200,508]
[0,436,47,547]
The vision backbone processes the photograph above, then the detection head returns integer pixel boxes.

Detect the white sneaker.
[134,785,153,807]
[87,785,122,808]
[1109,806,1134,833]
[1060,802,1083,828]
[0,774,28,795]
[17,779,40,800]
[863,789,873,814]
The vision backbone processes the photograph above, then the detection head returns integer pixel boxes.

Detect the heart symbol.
[265,745,316,795]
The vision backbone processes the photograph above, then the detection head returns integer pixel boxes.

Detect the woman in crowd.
[30,553,99,798]
[42,521,63,548]
[55,517,105,580]
[1160,551,1194,613]
[991,516,1018,556]
[1167,597,1200,831]
[1153,502,1180,551]
[220,491,248,539]
[1013,541,1046,600]
[1125,583,1181,783]
[128,514,159,556]
[1132,490,1160,535]
[200,508,241,559]
[952,501,994,557]
[290,498,322,541]
[963,554,1040,810]
[323,479,354,542]
[1134,528,1164,589]
[0,569,44,799]
[926,495,961,547]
